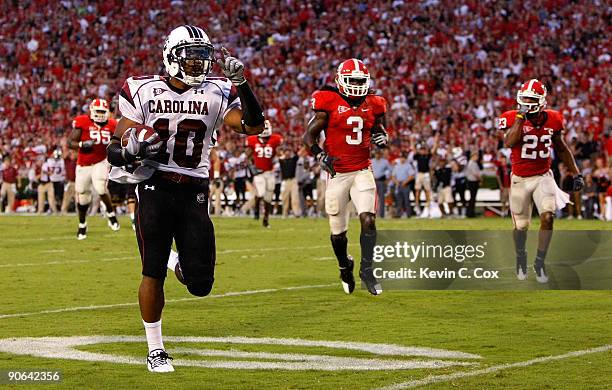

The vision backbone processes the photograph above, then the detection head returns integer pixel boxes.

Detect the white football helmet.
[516,79,547,114]
[259,120,272,138]
[163,25,215,87]
[89,99,110,123]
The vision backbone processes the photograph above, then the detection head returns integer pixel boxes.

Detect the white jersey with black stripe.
[118,75,241,178]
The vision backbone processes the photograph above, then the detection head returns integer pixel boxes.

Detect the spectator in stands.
[49,149,66,209]
[414,134,438,218]
[279,147,301,218]
[1,156,17,213]
[496,154,511,216]
[434,158,453,218]
[391,152,415,218]
[582,174,598,219]
[37,153,57,213]
[465,153,482,218]
[61,150,77,214]
[372,149,391,218]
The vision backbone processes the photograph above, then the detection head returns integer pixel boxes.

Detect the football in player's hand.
[121,125,156,147]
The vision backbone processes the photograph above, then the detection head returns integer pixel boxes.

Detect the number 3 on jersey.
[346,116,363,145]
[521,134,552,159]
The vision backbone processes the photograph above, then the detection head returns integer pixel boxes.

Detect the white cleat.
[77,223,87,240]
[108,219,120,231]
[533,262,549,284]
[147,349,174,373]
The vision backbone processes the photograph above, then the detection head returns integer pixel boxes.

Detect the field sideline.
[0,215,610,389]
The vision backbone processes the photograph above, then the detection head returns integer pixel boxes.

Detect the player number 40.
[521,134,551,159]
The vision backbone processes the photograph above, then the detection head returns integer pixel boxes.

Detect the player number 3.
[346,116,363,145]
[521,134,552,159]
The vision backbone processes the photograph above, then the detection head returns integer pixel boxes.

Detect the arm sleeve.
[223,83,242,118]
[118,78,144,123]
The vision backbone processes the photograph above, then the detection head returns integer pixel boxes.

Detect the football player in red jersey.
[303,59,388,295]
[500,79,583,283]
[68,98,120,239]
[246,120,282,227]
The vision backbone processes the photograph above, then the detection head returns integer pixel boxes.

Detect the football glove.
[125,129,162,160]
[372,130,389,147]
[79,140,95,151]
[573,174,585,192]
[216,47,246,86]
[316,152,337,177]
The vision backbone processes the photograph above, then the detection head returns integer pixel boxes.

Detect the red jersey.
[498,109,564,177]
[311,87,387,173]
[246,133,282,172]
[72,115,116,166]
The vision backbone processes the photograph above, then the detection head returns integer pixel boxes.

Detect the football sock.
[535,249,547,265]
[77,203,89,224]
[143,319,164,353]
[513,229,527,260]
[360,230,377,268]
[167,250,179,271]
[130,212,135,223]
[330,232,350,268]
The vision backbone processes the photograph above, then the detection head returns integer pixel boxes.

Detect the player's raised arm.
[217,48,265,135]
[504,105,529,148]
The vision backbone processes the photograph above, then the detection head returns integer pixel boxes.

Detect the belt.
[155,171,209,186]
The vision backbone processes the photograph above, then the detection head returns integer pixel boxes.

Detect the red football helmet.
[516,79,547,113]
[89,98,110,123]
[335,59,370,97]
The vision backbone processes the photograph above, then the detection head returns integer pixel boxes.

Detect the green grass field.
[0,215,611,389]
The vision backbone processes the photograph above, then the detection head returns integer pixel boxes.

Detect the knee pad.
[329,214,348,235]
[513,215,531,231]
[187,278,214,297]
[540,197,556,214]
[77,191,92,205]
[359,212,376,230]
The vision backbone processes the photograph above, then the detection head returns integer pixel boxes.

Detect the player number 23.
[346,116,363,145]
[521,134,551,159]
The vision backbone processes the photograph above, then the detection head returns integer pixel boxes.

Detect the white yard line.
[376,344,612,390]
[0,256,135,268]
[0,244,356,268]
[0,284,335,320]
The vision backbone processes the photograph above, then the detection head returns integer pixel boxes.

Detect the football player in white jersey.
[107,25,265,373]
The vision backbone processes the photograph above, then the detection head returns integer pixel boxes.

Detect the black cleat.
[359,262,382,296]
[533,260,548,283]
[263,218,270,228]
[516,255,527,281]
[339,256,355,294]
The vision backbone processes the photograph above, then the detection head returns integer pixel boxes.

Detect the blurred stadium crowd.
[0,0,610,219]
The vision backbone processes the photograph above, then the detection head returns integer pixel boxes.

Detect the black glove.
[316,152,337,177]
[247,162,263,177]
[79,140,95,152]
[573,174,585,191]
[125,129,162,160]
